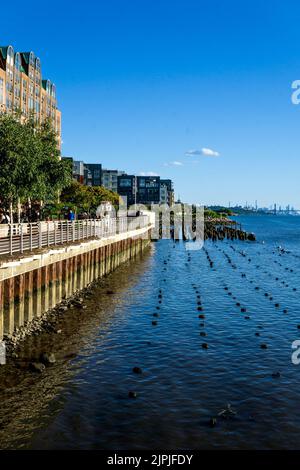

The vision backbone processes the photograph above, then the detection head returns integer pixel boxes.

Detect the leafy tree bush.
[60,181,119,215]
[0,114,71,214]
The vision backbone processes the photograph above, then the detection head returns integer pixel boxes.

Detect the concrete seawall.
[0,225,152,341]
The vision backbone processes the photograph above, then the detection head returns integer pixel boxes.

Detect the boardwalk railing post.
[39,221,42,249]
[30,223,33,251]
[9,224,13,255]
[39,221,42,248]
[47,221,50,247]
[20,223,23,253]
[54,221,57,246]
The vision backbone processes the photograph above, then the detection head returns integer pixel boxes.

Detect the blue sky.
[2,0,300,207]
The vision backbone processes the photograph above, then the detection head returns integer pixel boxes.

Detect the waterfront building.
[0,44,61,148]
[137,176,161,205]
[160,179,174,206]
[71,160,85,184]
[117,174,137,207]
[67,160,175,206]
[118,174,174,207]
[84,163,102,186]
[102,169,125,192]
[69,160,102,187]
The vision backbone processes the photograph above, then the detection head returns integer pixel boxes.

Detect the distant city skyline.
[2,0,300,208]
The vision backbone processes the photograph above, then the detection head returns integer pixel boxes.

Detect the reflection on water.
[1,216,300,450]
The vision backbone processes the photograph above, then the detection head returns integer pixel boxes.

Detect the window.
[0,78,4,104]
[120,179,133,187]
[7,46,14,66]
[29,52,35,66]
[14,87,20,98]
[14,53,21,71]
[6,81,13,93]
[14,53,21,97]
[6,68,13,84]
[6,97,12,109]
[35,57,40,71]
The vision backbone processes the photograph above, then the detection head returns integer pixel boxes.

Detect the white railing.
[0,216,150,256]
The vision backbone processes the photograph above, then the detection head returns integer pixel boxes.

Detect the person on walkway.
[68,210,75,222]
[0,212,10,224]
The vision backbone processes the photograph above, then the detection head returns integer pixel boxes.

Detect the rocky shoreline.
[3,279,100,361]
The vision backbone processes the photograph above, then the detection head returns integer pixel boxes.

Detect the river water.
[1,215,300,450]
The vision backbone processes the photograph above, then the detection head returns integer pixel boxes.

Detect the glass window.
[14,53,21,71]
[120,179,132,187]
[0,78,4,104]
[29,52,35,66]
[6,97,12,108]
[7,46,14,66]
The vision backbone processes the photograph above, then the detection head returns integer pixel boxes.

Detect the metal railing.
[0,216,150,256]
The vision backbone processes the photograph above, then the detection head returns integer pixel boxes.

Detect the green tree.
[60,181,119,215]
[0,114,71,218]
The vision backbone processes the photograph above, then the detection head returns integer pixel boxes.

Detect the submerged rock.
[29,362,46,373]
[40,353,56,366]
[271,372,281,378]
[218,403,237,419]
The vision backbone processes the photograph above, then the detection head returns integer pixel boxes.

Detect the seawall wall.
[0,225,152,341]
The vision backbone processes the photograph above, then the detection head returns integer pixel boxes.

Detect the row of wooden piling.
[204,223,256,241]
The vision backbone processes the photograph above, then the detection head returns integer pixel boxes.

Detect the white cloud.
[185,148,220,157]
[164,161,183,167]
[139,171,159,176]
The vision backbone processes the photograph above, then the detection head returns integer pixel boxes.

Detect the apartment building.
[102,169,125,192]
[137,176,161,205]
[84,163,102,186]
[0,44,61,148]
[160,179,175,206]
